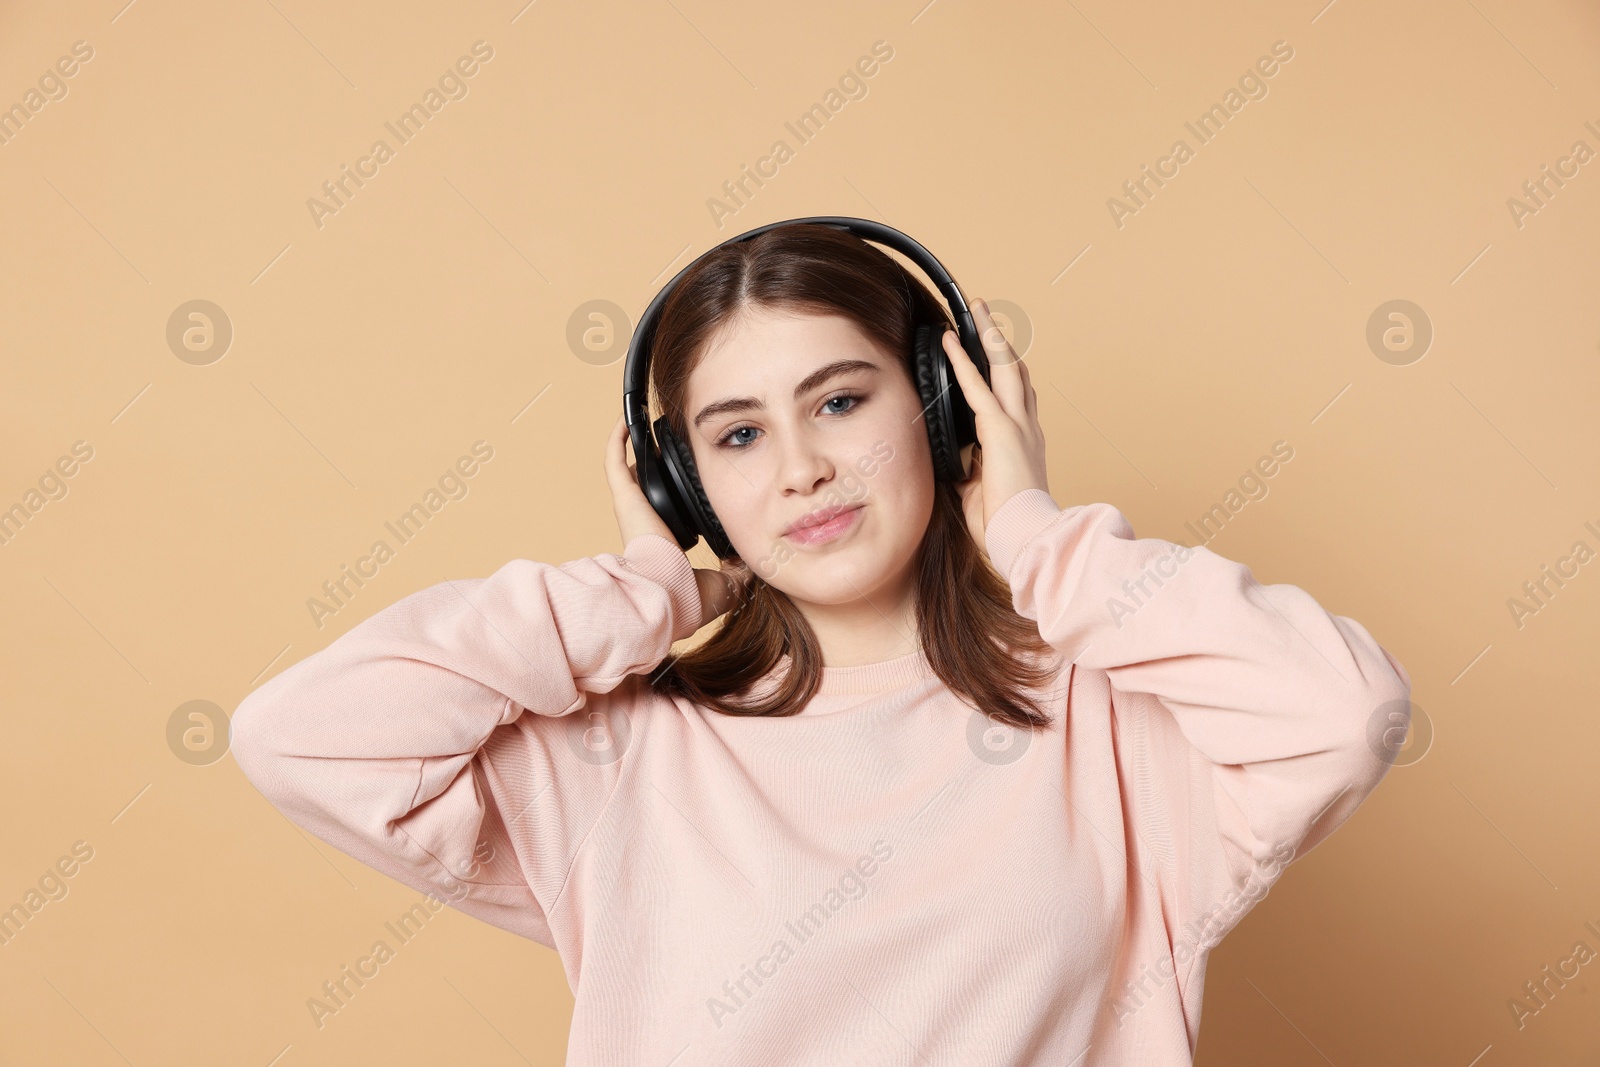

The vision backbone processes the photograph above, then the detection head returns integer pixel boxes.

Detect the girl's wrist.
[693,567,735,627]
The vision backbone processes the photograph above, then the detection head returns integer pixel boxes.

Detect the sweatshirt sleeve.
[229,533,703,949]
[985,489,1412,948]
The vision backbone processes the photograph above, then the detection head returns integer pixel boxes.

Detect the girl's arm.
[229,534,703,947]
[985,489,1411,942]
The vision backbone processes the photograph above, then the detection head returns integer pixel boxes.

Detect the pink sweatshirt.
[231,488,1411,1065]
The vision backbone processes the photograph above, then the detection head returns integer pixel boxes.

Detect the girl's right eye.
[716,424,759,449]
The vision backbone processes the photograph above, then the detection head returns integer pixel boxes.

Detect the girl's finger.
[1016,350,1037,424]
[605,414,623,475]
[962,442,983,485]
[972,298,1027,420]
[971,299,1020,368]
[606,414,635,488]
[942,329,1007,425]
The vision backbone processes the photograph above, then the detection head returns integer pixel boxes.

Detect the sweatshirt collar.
[816,647,936,695]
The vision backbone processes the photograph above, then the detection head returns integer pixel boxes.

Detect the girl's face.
[682,307,935,605]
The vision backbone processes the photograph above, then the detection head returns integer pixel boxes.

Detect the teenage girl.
[232,222,1411,1065]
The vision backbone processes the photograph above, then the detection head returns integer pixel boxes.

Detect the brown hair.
[644,223,1061,730]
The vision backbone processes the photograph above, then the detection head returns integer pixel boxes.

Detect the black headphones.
[622,216,992,560]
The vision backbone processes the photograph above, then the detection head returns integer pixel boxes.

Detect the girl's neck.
[794,575,920,669]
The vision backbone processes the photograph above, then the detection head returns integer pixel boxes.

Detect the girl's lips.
[783,504,864,546]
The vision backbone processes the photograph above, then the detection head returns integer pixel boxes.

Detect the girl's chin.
[782,550,904,599]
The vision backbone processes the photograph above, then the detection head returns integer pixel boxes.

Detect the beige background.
[2,0,1597,1063]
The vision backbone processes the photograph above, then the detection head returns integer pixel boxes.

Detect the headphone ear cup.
[655,418,736,560]
[913,321,964,482]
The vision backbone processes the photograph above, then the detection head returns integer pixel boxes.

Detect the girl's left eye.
[820,392,863,416]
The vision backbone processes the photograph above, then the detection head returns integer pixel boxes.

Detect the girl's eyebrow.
[692,359,881,429]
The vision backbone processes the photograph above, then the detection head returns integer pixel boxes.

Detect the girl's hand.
[607,413,680,548]
[941,299,1050,558]
[693,558,753,629]
[606,413,753,627]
